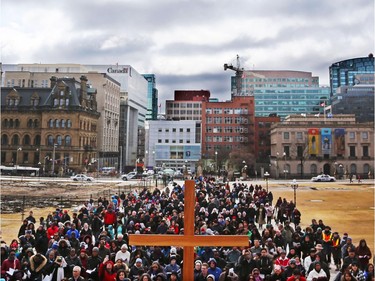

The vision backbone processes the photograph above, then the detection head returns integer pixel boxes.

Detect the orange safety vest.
[332,238,340,248]
[322,232,332,242]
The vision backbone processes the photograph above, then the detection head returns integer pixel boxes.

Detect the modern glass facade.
[230,70,328,118]
[254,87,330,118]
[329,55,374,96]
[143,74,158,120]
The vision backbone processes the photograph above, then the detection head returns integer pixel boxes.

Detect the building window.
[350,146,356,157]
[297,146,303,158]
[349,132,355,140]
[363,146,369,157]
[180,128,183,132]
[172,128,176,132]
[187,128,190,132]
[65,136,71,146]
[56,135,62,146]
[179,140,183,143]
[158,139,162,143]
[47,135,54,146]
[284,146,290,157]
[165,129,169,132]
[350,164,357,174]
[1,134,9,145]
[61,120,66,128]
[55,119,60,128]
[158,129,162,132]
[283,132,290,140]
[67,120,72,128]
[363,164,370,174]
[12,135,19,145]
[23,135,31,145]
[296,132,303,140]
[49,119,54,128]
[362,132,368,140]
[310,164,317,175]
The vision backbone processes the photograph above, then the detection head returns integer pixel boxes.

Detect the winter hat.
[170,247,177,254]
[136,258,143,263]
[52,242,59,250]
[207,274,215,281]
[208,258,217,264]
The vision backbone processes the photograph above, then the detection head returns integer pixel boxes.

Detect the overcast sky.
[1,0,374,105]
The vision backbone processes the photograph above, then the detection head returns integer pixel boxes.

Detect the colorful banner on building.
[321,128,332,155]
[308,128,320,155]
[334,128,345,155]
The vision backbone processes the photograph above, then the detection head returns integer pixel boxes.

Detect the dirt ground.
[1,179,374,252]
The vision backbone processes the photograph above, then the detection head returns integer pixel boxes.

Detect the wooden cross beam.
[129,180,249,280]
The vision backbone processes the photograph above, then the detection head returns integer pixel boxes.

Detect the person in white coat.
[307,262,327,281]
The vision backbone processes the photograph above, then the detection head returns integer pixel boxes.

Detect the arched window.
[310,164,317,176]
[59,99,64,106]
[27,119,33,128]
[65,98,69,106]
[350,164,357,174]
[15,119,20,128]
[56,135,62,146]
[23,135,31,145]
[34,135,41,145]
[47,135,54,146]
[67,119,72,128]
[34,119,39,128]
[1,134,9,145]
[55,119,60,128]
[54,98,58,106]
[363,164,370,174]
[49,119,54,128]
[12,135,19,145]
[61,119,66,128]
[297,164,302,175]
[2,119,8,128]
[9,119,14,127]
[65,135,72,146]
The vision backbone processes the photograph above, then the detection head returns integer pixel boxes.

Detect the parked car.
[121,172,137,181]
[311,174,336,182]
[71,174,94,181]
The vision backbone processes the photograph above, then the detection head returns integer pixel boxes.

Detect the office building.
[1,76,100,174]
[269,114,373,179]
[143,74,159,120]
[329,54,374,96]
[165,90,210,121]
[145,120,201,172]
[1,63,149,170]
[230,70,330,118]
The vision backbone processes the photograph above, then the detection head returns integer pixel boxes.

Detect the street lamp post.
[38,162,41,180]
[43,156,49,176]
[283,152,287,180]
[51,144,57,176]
[291,179,299,207]
[16,147,22,174]
[264,171,270,193]
[215,151,218,176]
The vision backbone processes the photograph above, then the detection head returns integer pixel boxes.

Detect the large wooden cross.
[129,180,249,280]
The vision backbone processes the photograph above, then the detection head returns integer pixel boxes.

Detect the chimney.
[80,75,88,97]
[50,76,57,88]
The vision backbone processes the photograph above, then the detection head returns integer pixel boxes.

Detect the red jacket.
[1,258,21,277]
[103,210,117,226]
[99,260,117,281]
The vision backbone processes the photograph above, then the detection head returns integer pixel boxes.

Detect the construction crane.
[224,54,244,97]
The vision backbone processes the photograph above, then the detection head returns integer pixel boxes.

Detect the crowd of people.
[0,178,373,281]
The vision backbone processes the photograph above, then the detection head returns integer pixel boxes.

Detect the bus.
[0,165,40,176]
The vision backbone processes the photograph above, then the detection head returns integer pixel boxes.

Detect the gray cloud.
[1,0,373,106]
